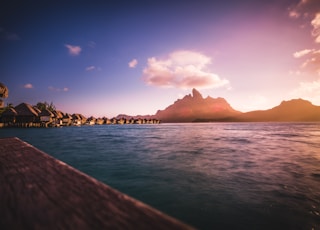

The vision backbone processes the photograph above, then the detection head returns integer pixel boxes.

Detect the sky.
[1,0,320,117]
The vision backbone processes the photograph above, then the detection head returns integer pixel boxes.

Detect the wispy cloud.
[85,66,96,71]
[24,83,33,89]
[293,49,320,75]
[48,86,69,92]
[311,13,320,43]
[142,50,229,89]
[293,49,315,58]
[289,0,320,18]
[289,0,320,43]
[128,59,138,68]
[65,44,82,56]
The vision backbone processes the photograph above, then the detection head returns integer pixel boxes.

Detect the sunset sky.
[1,0,320,117]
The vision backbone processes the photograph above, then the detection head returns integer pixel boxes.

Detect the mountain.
[116,89,320,122]
[154,88,241,122]
[237,99,320,122]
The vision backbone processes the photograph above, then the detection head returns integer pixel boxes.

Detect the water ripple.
[1,122,320,230]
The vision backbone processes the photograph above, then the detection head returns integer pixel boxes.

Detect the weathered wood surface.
[0,137,194,230]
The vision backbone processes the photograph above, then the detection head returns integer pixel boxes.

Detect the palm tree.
[0,82,8,99]
[0,82,9,111]
[35,101,56,112]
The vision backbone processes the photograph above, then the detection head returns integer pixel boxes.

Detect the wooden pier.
[0,137,194,230]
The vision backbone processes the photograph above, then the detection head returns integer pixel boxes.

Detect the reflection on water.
[1,123,320,229]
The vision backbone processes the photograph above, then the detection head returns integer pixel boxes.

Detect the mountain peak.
[192,88,203,99]
[155,88,240,122]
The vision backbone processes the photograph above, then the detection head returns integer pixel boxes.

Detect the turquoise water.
[1,123,320,229]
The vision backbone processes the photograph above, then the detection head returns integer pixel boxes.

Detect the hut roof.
[63,113,72,119]
[79,114,87,120]
[87,116,96,121]
[1,108,18,116]
[72,113,81,120]
[39,109,54,117]
[14,103,39,117]
[52,110,63,119]
[33,107,41,114]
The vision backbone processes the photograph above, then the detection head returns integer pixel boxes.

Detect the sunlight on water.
[1,123,320,230]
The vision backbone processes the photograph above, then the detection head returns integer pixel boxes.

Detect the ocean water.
[1,123,320,229]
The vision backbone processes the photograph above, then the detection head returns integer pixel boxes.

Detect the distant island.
[153,88,320,122]
[1,88,320,128]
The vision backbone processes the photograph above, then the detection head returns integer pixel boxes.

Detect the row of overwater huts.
[0,102,160,128]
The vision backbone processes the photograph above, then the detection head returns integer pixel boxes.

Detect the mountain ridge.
[116,89,320,122]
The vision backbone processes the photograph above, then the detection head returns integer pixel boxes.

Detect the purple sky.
[1,0,320,117]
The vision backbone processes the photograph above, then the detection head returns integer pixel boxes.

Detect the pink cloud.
[289,0,320,18]
[289,0,320,43]
[293,49,314,58]
[24,83,33,89]
[65,44,82,56]
[128,59,138,68]
[311,13,320,43]
[142,50,229,89]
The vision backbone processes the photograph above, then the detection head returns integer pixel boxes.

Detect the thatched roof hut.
[72,113,80,120]
[39,109,54,123]
[33,106,42,114]
[62,113,72,126]
[52,110,63,119]
[1,107,17,116]
[14,103,39,123]
[78,114,87,123]
[1,107,17,123]
[15,103,39,116]
[39,109,54,117]
[72,113,82,125]
[39,109,54,120]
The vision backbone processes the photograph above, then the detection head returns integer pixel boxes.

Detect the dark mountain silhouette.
[154,88,241,122]
[237,99,320,122]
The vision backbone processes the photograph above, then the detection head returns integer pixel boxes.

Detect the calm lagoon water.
[1,123,320,229]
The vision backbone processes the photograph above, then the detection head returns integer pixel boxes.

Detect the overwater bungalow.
[1,107,17,126]
[62,113,72,126]
[79,114,87,124]
[134,118,143,124]
[33,106,41,114]
[96,118,105,125]
[72,113,82,126]
[0,100,160,128]
[52,110,63,126]
[14,103,40,127]
[86,116,96,125]
[39,109,54,127]
[104,117,112,124]
[118,118,126,125]
[110,118,117,124]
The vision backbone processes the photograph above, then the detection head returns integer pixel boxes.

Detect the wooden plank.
[0,137,194,230]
